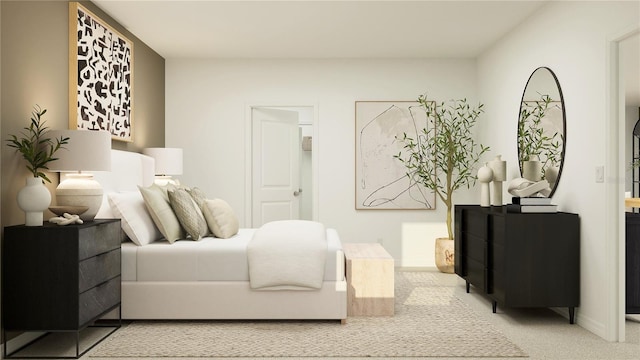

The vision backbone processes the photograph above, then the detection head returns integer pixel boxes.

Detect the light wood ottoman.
[342,243,394,316]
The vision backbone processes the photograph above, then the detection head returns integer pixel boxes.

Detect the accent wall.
[0,0,165,227]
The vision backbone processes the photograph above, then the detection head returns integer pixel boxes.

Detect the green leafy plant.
[395,95,490,240]
[518,94,563,177]
[6,105,69,183]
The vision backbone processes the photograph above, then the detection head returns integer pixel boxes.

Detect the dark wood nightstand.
[2,219,122,358]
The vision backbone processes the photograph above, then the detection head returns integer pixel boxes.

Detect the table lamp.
[142,148,183,185]
[48,130,112,220]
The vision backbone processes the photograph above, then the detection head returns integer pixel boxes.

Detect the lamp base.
[56,173,103,221]
[153,175,180,187]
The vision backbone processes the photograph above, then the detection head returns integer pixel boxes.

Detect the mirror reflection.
[517,67,566,197]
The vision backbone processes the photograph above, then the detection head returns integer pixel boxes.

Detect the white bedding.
[99,150,346,320]
[248,220,327,290]
[121,228,344,282]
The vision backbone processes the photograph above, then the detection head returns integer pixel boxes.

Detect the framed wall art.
[69,2,133,142]
[355,101,436,210]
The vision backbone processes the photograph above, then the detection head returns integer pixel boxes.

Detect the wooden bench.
[342,243,394,316]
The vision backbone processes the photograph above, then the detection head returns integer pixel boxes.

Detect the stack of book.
[507,197,557,213]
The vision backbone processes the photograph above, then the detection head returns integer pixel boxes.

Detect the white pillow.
[139,185,185,243]
[107,192,162,246]
[202,199,239,239]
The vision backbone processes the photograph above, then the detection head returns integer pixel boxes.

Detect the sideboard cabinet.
[626,212,640,314]
[454,205,580,324]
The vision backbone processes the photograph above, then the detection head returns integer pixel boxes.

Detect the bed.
[94,149,347,321]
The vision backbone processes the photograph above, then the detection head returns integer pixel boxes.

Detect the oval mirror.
[517,67,566,197]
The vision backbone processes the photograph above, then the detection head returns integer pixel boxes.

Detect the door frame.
[244,103,319,227]
[606,24,639,342]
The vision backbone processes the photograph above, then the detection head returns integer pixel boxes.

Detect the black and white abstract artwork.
[355,101,436,210]
[70,2,133,142]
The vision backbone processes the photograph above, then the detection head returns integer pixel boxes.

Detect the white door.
[251,107,300,227]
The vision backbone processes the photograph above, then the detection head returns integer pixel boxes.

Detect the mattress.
[121,228,344,282]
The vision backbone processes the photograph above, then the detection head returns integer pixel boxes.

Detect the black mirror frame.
[517,66,567,198]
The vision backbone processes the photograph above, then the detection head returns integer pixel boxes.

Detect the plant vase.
[17,177,51,226]
[522,159,542,182]
[435,237,455,273]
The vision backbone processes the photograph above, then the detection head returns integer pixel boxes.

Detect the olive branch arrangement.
[6,105,69,183]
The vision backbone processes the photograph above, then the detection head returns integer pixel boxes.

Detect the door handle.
[294,188,302,196]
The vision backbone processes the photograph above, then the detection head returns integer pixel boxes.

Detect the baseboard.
[396,266,439,272]
[551,307,606,340]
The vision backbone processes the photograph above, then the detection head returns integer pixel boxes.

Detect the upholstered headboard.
[94,149,155,218]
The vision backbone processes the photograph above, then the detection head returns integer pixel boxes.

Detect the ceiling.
[92,0,549,59]
[92,0,638,106]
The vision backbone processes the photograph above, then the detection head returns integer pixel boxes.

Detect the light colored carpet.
[89,272,526,358]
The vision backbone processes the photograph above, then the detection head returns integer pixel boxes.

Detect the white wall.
[478,0,639,341]
[166,58,483,267]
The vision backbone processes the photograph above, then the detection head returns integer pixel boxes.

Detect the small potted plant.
[6,105,69,225]
[395,94,490,273]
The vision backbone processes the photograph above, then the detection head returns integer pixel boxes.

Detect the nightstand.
[2,219,122,358]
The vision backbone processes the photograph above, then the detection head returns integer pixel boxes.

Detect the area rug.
[89,271,527,358]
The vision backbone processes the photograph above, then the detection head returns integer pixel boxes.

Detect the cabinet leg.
[466,281,470,293]
[492,301,497,313]
[569,307,575,324]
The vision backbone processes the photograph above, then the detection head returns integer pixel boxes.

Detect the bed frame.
[95,150,347,321]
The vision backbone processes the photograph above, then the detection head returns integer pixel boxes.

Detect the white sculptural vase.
[489,155,507,206]
[477,163,494,207]
[17,177,51,226]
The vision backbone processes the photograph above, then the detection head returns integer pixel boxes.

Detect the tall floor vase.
[17,177,51,226]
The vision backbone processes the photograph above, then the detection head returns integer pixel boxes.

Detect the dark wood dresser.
[626,212,640,314]
[2,219,121,358]
[454,205,580,324]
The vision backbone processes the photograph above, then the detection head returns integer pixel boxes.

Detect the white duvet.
[247,220,327,290]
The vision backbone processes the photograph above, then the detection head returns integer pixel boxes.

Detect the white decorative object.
[49,213,84,226]
[48,130,112,221]
[508,178,550,198]
[489,155,507,206]
[477,163,493,207]
[142,148,183,186]
[522,159,542,182]
[17,177,51,226]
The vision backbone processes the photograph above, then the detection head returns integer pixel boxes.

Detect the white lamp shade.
[142,148,183,175]
[48,130,112,172]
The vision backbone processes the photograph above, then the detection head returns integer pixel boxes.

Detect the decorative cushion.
[202,198,239,239]
[108,191,162,246]
[139,185,185,243]
[186,187,207,209]
[168,188,208,241]
[151,183,177,202]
